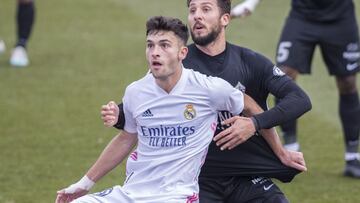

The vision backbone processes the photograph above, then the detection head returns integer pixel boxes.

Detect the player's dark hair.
[146,16,189,46]
[187,0,231,15]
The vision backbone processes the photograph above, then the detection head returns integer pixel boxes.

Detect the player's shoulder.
[228,43,268,61]
[124,74,153,95]
[186,68,232,92]
[187,68,216,83]
[227,42,253,54]
[228,42,274,69]
[185,68,207,85]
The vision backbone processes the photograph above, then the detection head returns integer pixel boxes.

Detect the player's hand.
[213,116,256,150]
[55,176,94,203]
[101,101,119,127]
[56,187,88,203]
[279,150,307,172]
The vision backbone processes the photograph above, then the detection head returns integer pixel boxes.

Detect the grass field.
[0,0,360,202]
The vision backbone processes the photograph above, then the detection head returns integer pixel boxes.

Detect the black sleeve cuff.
[113,103,125,130]
[250,116,260,131]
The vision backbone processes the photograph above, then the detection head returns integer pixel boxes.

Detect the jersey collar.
[153,64,189,95]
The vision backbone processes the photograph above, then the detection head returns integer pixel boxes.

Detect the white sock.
[345,153,360,161]
[0,40,5,54]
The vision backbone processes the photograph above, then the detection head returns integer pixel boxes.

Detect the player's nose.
[151,46,161,58]
[192,10,203,21]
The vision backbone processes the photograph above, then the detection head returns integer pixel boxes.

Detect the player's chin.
[150,65,163,73]
[192,30,206,37]
[151,71,166,80]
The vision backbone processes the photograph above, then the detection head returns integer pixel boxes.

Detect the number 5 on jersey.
[277,41,292,63]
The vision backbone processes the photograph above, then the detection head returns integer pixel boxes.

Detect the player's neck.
[195,31,226,56]
[155,65,183,93]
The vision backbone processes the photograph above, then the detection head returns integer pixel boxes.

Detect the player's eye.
[147,43,154,48]
[203,6,211,12]
[161,43,170,49]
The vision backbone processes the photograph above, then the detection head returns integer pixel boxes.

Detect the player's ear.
[179,46,188,60]
[221,13,231,27]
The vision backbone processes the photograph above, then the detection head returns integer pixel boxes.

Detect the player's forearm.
[254,81,312,129]
[86,131,137,182]
[242,94,264,116]
[242,88,307,162]
[242,94,263,131]
[243,95,286,157]
[260,127,286,159]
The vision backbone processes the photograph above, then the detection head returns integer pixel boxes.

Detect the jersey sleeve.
[114,71,152,130]
[250,53,312,129]
[207,76,244,115]
[122,87,138,134]
[113,103,125,130]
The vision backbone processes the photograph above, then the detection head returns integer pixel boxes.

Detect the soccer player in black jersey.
[102,0,312,202]
[233,0,360,178]
[277,0,360,179]
[1,0,35,67]
[10,0,35,67]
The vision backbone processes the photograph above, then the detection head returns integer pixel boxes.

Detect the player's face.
[146,31,187,80]
[188,0,227,46]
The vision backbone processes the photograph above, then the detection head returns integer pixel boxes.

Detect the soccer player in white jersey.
[56,16,264,203]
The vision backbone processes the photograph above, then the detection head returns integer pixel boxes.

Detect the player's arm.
[213,93,272,149]
[254,78,312,130]
[214,94,307,171]
[101,101,124,129]
[85,130,137,182]
[247,52,312,130]
[231,0,261,18]
[213,94,257,149]
[56,131,137,203]
[260,127,307,172]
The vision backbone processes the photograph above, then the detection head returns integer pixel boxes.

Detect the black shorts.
[199,176,288,203]
[275,15,360,76]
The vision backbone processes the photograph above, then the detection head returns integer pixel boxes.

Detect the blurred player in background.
[232,0,360,178]
[1,0,35,67]
[231,0,260,18]
[0,40,5,56]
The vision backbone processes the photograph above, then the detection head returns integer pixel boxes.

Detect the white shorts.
[71,185,199,203]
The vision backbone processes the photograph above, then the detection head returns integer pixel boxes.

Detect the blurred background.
[0,0,359,202]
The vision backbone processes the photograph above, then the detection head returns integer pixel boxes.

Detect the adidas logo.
[142,109,153,117]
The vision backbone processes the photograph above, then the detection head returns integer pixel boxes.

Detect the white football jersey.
[122,67,244,202]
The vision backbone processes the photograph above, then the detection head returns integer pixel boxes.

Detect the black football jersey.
[290,0,354,22]
[183,43,310,182]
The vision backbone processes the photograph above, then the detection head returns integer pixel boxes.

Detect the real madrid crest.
[184,104,196,120]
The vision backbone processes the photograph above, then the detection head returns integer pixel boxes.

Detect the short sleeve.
[123,88,137,134]
[207,76,244,115]
[255,52,291,95]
